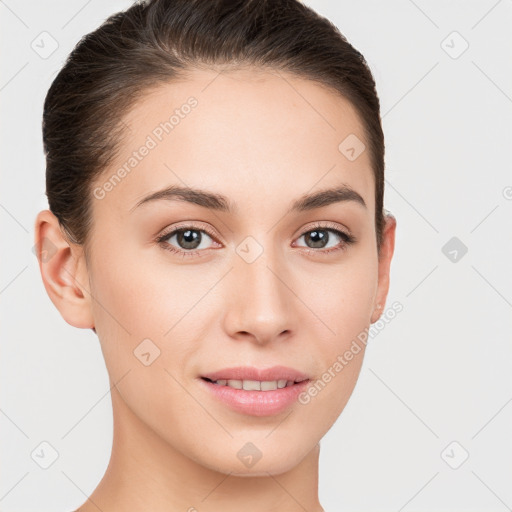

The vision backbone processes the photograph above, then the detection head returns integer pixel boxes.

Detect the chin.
[196,442,310,477]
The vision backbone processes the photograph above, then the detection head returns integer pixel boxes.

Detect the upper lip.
[201,365,309,382]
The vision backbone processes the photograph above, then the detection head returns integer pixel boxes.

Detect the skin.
[35,67,396,512]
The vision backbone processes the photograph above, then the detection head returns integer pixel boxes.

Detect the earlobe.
[34,209,95,329]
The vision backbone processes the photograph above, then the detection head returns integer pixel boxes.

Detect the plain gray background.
[1,1,511,510]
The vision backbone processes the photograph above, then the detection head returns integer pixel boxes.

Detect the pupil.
[178,229,201,249]
[306,230,328,248]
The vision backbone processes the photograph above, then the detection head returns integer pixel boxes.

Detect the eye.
[156,224,219,257]
[294,222,356,255]
[156,221,356,259]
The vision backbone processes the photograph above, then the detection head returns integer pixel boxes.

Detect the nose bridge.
[224,237,294,343]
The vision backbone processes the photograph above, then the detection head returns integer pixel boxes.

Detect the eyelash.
[155,221,356,259]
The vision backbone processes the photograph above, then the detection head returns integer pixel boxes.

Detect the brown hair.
[43,0,386,256]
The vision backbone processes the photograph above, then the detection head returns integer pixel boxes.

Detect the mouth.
[200,364,310,383]
[201,376,307,390]
[198,366,311,416]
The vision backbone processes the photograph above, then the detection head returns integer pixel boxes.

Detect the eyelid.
[295,220,353,239]
[156,221,222,245]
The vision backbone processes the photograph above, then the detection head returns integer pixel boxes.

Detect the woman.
[34,0,396,510]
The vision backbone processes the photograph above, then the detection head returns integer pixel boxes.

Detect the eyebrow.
[129,184,366,214]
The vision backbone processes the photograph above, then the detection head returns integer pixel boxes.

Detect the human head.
[35,0,396,479]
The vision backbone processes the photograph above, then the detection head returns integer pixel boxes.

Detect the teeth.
[243,379,261,391]
[212,379,298,390]
[227,379,243,389]
[261,381,277,391]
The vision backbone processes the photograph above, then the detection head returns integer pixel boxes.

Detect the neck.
[77,387,324,512]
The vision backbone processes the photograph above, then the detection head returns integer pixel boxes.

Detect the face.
[54,67,395,476]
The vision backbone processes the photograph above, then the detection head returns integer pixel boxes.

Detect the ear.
[370,211,397,324]
[34,209,95,329]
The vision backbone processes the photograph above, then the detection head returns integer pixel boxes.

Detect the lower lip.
[199,378,310,416]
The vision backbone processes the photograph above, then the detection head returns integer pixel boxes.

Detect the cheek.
[298,256,376,416]
[89,244,188,335]
[88,243,214,381]
[306,256,378,340]
[87,245,165,376]
[87,248,200,424]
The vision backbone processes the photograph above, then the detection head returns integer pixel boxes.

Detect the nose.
[223,244,295,346]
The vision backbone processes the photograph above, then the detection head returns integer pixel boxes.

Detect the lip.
[198,365,310,417]
[200,365,309,382]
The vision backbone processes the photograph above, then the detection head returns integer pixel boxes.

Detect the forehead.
[93,66,374,216]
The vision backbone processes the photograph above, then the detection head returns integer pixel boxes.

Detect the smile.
[202,377,304,390]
